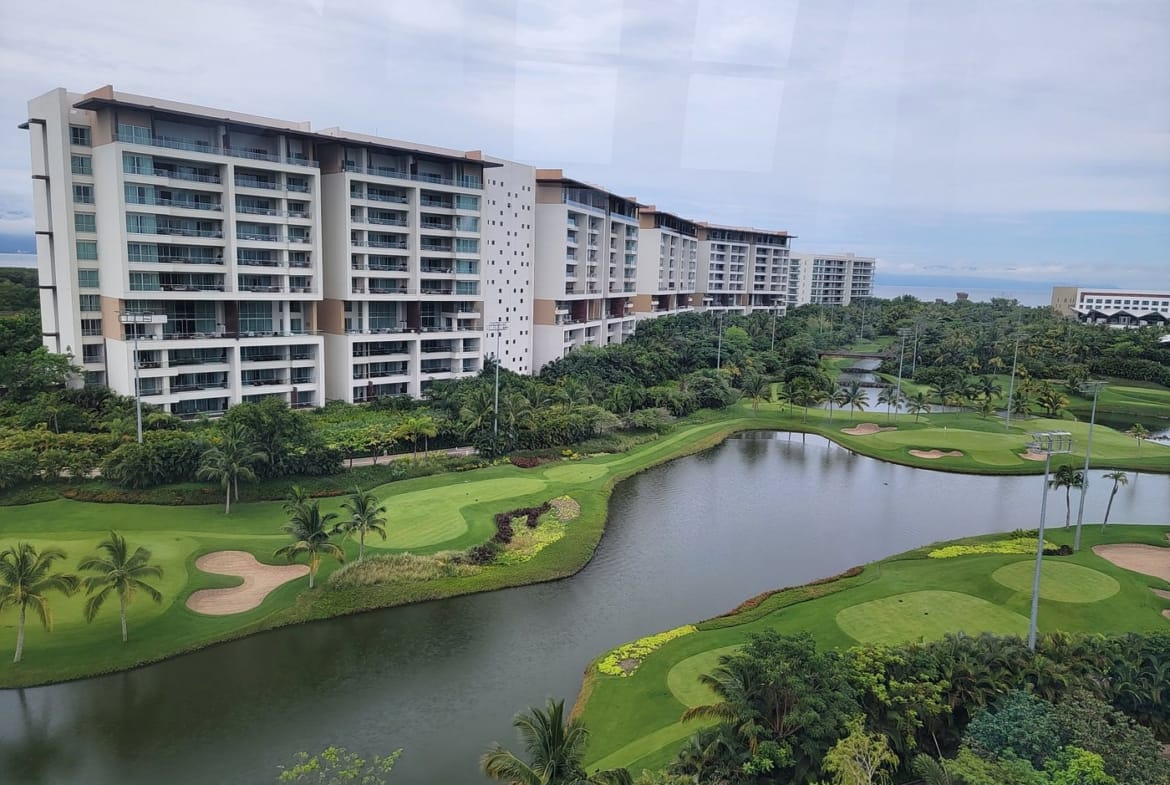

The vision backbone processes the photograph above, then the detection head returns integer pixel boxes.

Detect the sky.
[1,0,1168,300]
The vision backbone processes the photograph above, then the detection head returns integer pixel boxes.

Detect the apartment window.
[74,213,97,233]
[455,238,479,254]
[123,153,153,175]
[455,281,478,295]
[73,184,94,204]
[78,294,100,311]
[81,318,102,336]
[126,214,157,234]
[125,184,155,204]
[455,216,480,232]
[239,302,273,335]
[127,242,158,263]
[82,344,103,364]
[71,155,93,175]
[129,272,160,291]
[70,126,91,146]
[76,241,99,262]
[117,123,153,145]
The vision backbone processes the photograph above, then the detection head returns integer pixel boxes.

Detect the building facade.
[531,171,639,370]
[1051,286,1170,327]
[25,86,880,406]
[787,252,875,307]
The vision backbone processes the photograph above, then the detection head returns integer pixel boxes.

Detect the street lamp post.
[770,307,778,353]
[118,311,166,445]
[716,310,724,370]
[1026,430,1073,651]
[1004,332,1024,431]
[488,321,508,442]
[894,327,913,419]
[1073,381,1107,552]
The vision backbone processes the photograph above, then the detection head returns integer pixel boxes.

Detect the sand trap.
[186,551,309,616]
[909,449,964,459]
[841,423,897,436]
[1020,451,1048,462]
[1093,541,1170,621]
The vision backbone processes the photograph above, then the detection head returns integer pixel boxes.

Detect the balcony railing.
[142,227,222,239]
[343,162,481,189]
[128,197,222,211]
[117,131,318,167]
[235,176,281,190]
[148,168,222,184]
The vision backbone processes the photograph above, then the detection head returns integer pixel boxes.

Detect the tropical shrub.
[597,625,697,677]
[928,537,1054,559]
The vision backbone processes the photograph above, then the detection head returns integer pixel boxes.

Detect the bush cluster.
[596,625,698,677]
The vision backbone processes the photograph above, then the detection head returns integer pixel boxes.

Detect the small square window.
[76,241,98,261]
[77,268,100,288]
[70,126,92,146]
[74,213,96,233]
[71,154,92,175]
[73,184,94,204]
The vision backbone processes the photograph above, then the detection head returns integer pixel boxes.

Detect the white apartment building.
[316,130,492,402]
[696,223,791,314]
[25,87,326,416]
[633,206,698,319]
[787,252,875,307]
[481,158,536,375]
[531,171,639,370]
[1051,286,1170,327]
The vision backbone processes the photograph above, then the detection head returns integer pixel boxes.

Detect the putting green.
[541,463,607,483]
[667,645,738,707]
[373,477,548,550]
[992,560,1120,603]
[836,590,1029,644]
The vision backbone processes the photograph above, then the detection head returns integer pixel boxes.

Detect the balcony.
[128,196,222,211]
[343,162,481,189]
[234,175,281,190]
[117,131,318,167]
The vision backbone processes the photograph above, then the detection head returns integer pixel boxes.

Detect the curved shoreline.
[3,409,1168,688]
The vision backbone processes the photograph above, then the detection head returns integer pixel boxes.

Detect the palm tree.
[877,386,901,421]
[274,500,343,589]
[394,415,437,459]
[1100,471,1129,530]
[0,543,78,663]
[775,382,796,414]
[196,424,266,514]
[1125,423,1150,453]
[829,386,850,423]
[844,381,868,420]
[481,698,631,785]
[906,392,932,423]
[335,487,388,561]
[740,372,768,413]
[77,531,164,643]
[1048,464,1084,527]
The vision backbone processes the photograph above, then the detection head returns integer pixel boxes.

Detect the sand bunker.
[909,449,964,459]
[841,423,897,436]
[1020,451,1048,462]
[1093,540,1170,621]
[186,551,308,615]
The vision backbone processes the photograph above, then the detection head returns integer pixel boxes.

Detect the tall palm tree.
[274,500,343,589]
[196,424,266,514]
[877,386,901,421]
[1100,471,1129,530]
[78,531,164,643]
[829,386,850,423]
[481,698,631,785]
[1048,464,1084,527]
[0,543,78,663]
[1125,423,1150,453]
[740,372,768,413]
[775,382,796,414]
[906,392,932,423]
[394,414,439,459]
[335,487,388,561]
[844,381,868,420]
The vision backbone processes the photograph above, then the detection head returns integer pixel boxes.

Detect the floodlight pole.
[1028,431,1072,651]
[716,310,724,370]
[1073,381,1106,552]
[770,307,778,353]
[488,321,508,442]
[1005,332,1023,431]
[895,327,912,420]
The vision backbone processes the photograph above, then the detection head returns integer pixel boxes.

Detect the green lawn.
[577,525,1170,775]
[2,402,1167,687]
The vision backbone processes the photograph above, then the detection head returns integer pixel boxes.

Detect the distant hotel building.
[1051,286,1170,327]
[23,85,877,409]
[787,252,875,307]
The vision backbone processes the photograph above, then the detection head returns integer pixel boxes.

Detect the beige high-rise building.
[633,206,699,319]
[696,223,792,314]
[787,252,875,307]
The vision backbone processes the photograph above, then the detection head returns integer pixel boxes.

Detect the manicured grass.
[835,590,1030,644]
[577,524,1170,774]
[2,401,1167,687]
[991,560,1120,602]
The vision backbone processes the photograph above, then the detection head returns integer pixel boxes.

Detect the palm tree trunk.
[225,488,231,515]
[309,555,318,589]
[1065,488,1071,527]
[14,606,25,663]
[359,530,366,562]
[234,474,240,502]
[1102,486,1118,530]
[120,594,128,643]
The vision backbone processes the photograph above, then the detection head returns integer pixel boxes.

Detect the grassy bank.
[2,402,1167,687]
[576,524,1170,775]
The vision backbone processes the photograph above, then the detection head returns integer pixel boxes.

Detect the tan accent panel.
[317,144,344,174]
[632,294,652,313]
[100,296,123,338]
[533,299,556,325]
[318,298,346,334]
[90,107,114,146]
[535,182,563,204]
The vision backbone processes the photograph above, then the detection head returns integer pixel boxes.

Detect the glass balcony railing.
[117,131,318,167]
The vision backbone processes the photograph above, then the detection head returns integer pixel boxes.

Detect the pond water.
[2,434,1167,785]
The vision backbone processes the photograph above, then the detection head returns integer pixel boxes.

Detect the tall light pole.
[119,311,165,444]
[488,320,508,442]
[910,321,921,376]
[894,327,913,419]
[716,310,724,370]
[1004,332,1025,431]
[1026,430,1073,651]
[770,306,779,353]
[1073,381,1106,552]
